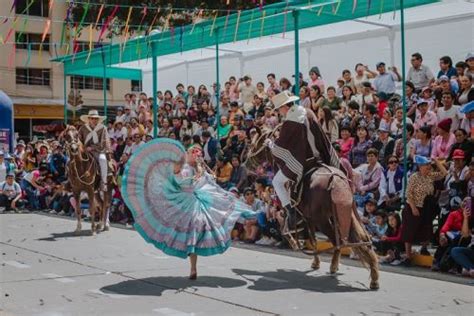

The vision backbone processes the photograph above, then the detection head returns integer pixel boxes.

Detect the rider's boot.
[283,204,299,233]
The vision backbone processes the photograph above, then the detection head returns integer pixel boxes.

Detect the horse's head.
[61,125,82,156]
[244,125,280,171]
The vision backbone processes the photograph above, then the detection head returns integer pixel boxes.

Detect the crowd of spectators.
[1,51,473,277]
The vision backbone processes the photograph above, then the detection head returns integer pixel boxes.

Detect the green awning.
[64,65,142,81]
[52,0,438,79]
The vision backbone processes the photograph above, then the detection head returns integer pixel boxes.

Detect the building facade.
[0,1,138,140]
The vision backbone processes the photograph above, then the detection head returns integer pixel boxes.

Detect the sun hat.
[272,91,300,109]
[414,155,431,165]
[80,110,105,124]
[452,149,465,160]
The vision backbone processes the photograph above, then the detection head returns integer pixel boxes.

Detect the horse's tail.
[348,211,378,270]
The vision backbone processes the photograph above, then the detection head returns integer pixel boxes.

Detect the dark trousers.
[0,195,23,211]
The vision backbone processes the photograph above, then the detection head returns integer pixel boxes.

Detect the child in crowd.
[377,212,404,264]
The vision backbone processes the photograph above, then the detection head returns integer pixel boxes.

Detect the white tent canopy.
[119,0,474,95]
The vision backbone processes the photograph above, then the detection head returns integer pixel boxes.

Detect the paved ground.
[1,213,473,316]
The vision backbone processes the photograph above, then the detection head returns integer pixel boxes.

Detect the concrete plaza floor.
[1,213,473,315]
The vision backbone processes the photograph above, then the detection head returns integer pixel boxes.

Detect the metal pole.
[63,67,68,125]
[152,43,158,138]
[101,46,107,123]
[400,0,408,206]
[293,10,300,100]
[215,28,220,141]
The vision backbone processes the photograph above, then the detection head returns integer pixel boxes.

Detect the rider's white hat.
[272,91,300,109]
[80,110,105,124]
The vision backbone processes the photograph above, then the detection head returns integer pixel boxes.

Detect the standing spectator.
[350,126,373,168]
[353,63,377,94]
[437,56,457,79]
[402,156,447,265]
[0,151,11,181]
[465,53,474,78]
[407,52,435,91]
[457,74,474,105]
[431,118,456,160]
[0,172,22,212]
[235,76,258,113]
[373,62,401,96]
[266,73,280,95]
[48,145,67,183]
[21,165,48,210]
[13,140,26,160]
[308,66,325,92]
[437,92,462,132]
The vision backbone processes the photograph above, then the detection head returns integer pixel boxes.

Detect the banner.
[0,129,10,153]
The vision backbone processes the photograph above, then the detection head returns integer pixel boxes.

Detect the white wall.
[142,8,474,94]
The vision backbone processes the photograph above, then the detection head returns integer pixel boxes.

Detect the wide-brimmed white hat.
[80,110,105,124]
[272,91,299,109]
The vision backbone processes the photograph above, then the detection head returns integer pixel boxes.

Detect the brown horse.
[61,125,112,235]
[244,128,380,290]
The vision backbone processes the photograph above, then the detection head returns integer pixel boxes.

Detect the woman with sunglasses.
[379,155,404,212]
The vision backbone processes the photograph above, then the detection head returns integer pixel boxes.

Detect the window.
[16,0,49,17]
[71,75,110,91]
[16,33,50,51]
[131,80,142,92]
[16,68,50,86]
[75,41,109,53]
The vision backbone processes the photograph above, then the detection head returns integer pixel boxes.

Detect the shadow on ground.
[232,268,370,293]
[37,230,94,241]
[100,276,247,297]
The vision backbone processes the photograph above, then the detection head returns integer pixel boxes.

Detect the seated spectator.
[337,126,354,160]
[457,74,474,105]
[354,149,383,210]
[202,131,218,169]
[318,106,339,142]
[414,99,437,133]
[350,126,372,168]
[431,118,455,160]
[411,126,433,160]
[372,126,395,167]
[378,212,404,264]
[379,155,404,212]
[0,172,22,212]
[322,86,341,111]
[360,198,378,230]
[437,92,462,132]
[229,155,248,192]
[391,106,413,138]
[437,56,457,79]
[447,129,474,164]
[214,156,233,189]
[242,187,264,243]
[459,101,474,137]
[450,198,474,278]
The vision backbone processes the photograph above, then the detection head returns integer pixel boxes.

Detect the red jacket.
[385,226,402,243]
[440,209,464,235]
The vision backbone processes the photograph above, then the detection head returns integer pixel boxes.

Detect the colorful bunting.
[147,8,160,34]
[210,11,218,36]
[94,4,104,28]
[334,0,342,15]
[352,0,358,14]
[233,10,241,42]
[223,9,230,39]
[2,0,18,24]
[260,10,266,38]
[247,10,254,44]
[39,19,51,57]
[282,10,287,38]
[122,7,133,51]
[77,1,90,33]
[24,43,32,66]
[98,4,119,42]
[85,24,93,64]
[379,0,385,18]
[3,17,18,44]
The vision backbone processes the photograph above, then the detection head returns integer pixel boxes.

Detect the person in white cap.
[264,91,341,231]
[78,110,111,191]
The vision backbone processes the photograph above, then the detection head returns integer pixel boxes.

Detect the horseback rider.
[78,110,111,192]
[264,91,341,230]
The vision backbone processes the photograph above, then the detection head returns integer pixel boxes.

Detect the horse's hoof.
[96,224,102,232]
[74,229,81,235]
[311,262,320,270]
[104,225,110,231]
[90,230,96,236]
[370,281,379,290]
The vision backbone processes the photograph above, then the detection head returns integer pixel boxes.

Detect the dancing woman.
[122,138,255,279]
